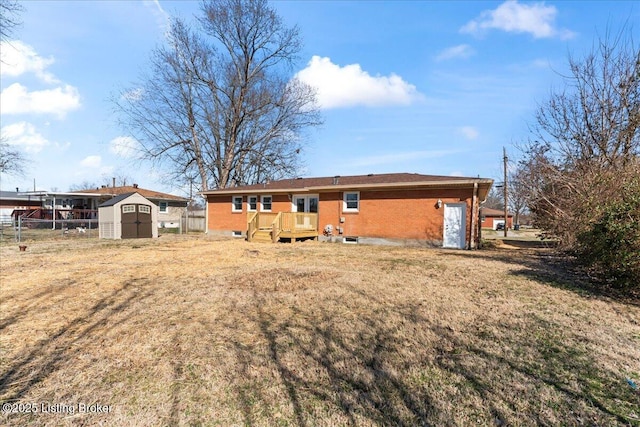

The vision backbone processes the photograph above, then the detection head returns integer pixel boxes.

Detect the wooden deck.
[247,212,319,243]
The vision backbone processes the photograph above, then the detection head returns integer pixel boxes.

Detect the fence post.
[17,216,21,243]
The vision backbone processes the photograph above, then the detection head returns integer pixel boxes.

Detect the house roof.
[6,190,104,199]
[480,207,513,217]
[0,191,38,201]
[201,173,494,195]
[98,192,138,208]
[73,185,188,203]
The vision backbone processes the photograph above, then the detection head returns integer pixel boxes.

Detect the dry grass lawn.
[1,235,639,426]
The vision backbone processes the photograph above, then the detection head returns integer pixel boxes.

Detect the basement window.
[343,236,358,244]
[232,230,243,237]
[232,196,243,212]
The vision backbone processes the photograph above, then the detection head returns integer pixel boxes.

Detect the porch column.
[52,196,56,230]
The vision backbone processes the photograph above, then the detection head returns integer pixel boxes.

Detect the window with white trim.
[232,196,243,212]
[261,195,272,212]
[159,201,168,213]
[248,195,258,212]
[122,204,135,213]
[343,192,359,212]
[139,205,151,214]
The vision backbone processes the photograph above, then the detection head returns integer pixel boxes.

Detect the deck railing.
[247,212,318,242]
[281,212,318,232]
[247,212,258,241]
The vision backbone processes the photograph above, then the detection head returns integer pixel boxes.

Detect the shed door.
[121,204,152,239]
[137,205,152,237]
[443,203,466,249]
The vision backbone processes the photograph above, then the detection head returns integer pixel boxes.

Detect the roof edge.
[200,178,494,195]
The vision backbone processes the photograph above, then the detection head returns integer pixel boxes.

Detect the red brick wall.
[317,188,473,242]
[206,194,291,232]
[207,195,245,232]
[207,187,475,244]
[481,215,514,229]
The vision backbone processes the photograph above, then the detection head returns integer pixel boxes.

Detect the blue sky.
[1,0,636,197]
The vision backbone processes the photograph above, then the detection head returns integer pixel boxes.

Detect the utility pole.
[503,147,508,238]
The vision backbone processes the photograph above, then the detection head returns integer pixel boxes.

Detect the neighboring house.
[201,173,493,249]
[73,184,189,229]
[0,191,44,221]
[480,207,514,230]
[2,190,103,222]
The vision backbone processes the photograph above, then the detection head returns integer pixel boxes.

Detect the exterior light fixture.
[436,199,443,209]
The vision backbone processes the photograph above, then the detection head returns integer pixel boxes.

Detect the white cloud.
[120,88,144,102]
[435,44,475,61]
[352,149,460,167]
[0,121,50,153]
[296,56,423,109]
[143,0,170,35]
[531,58,550,68]
[109,136,141,158]
[1,83,81,118]
[458,126,479,140]
[0,41,59,83]
[460,0,575,39]
[80,155,102,168]
[75,156,113,179]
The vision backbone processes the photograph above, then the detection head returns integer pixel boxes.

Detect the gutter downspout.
[204,195,209,234]
[470,182,478,249]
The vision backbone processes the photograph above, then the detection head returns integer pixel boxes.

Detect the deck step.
[252,230,275,243]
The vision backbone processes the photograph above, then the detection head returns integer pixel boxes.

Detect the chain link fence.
[0,217,99,243]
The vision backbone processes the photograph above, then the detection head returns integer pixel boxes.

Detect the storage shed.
[98,192,158,239]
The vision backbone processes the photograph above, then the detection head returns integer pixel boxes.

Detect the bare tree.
[483,186,504,210]
[507,165,529,227]
[68,174,135,191]
[0,0,23,44]
[0,1,28,175]
[0,139,27,177]
[520,28,639,247]
[68,180,100,192]
[114,0,321,192]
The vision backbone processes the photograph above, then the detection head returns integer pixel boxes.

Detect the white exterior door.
[292,195,318,213]
[443,203,466,249]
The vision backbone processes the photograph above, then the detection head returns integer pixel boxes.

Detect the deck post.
[272,222,278,243]
[248,221,254,242]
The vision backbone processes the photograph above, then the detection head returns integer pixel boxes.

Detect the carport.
[98,192,158,239]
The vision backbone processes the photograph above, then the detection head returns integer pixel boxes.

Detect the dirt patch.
[495,238,557,249]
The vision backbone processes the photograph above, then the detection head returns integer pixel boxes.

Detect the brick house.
[201,173,493,249]
[480,207,514,230]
